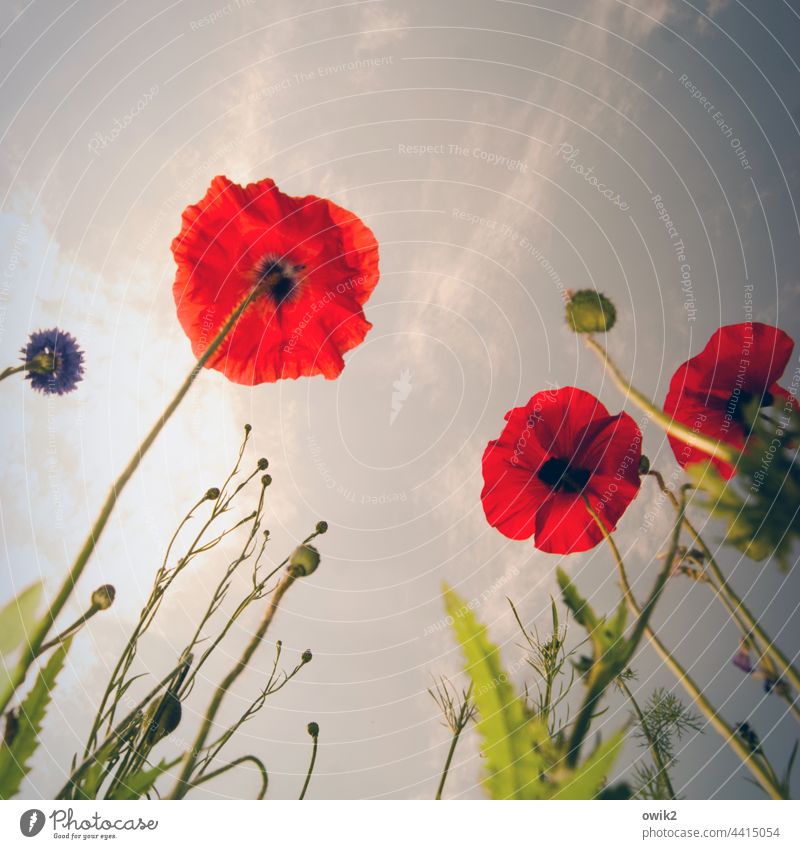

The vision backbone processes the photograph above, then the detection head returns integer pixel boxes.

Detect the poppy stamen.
[255,254,301,304]
[537,456,591,493]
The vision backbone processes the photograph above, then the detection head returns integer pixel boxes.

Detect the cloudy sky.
[1,0,799,800]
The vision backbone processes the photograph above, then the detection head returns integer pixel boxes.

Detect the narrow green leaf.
[552,729,625,799]
[443,584,546,799]
[107,759,168,800]
[0,582,43,656]
[0,636,71,799]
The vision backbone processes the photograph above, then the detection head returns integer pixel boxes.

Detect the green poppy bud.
[205,487,220,501]
[143,692,182,745]
[315,521,328,535]
[262,474,272,487]
[307,721,319,738]
[258,458,269,470]
[91,584,116,611]
[289,544,320,577]
[566,290,617,333]
[637,455,650,475]
[301,649,313,664]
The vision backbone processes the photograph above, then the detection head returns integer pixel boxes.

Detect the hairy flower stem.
[299,730,319,800]
[0,292,256,717]
[584,335,739,467]
[588,506,785,799]
[168,571,296,799]
[647,471,800,714]
[620,679,676,800]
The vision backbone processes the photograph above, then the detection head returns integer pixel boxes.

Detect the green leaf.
[107,760,169,800]
[443,584,548,799]
[0,582,43,656]
[552,729,625,799]
[0,636,71,799]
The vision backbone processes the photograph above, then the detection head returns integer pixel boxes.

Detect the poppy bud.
[301,649,313,664]
[637,455,650,475]
[315,521,328,535]
[307,721,319,738]
[258,458,269,470]
[91,584,116,611]
[244,423,252,433]
[566,290,617,333]
[144,692,182,745]
[262,474,272,487]
[289,544,320,577]
[205,487,220,501]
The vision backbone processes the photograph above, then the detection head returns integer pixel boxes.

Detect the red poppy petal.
[172,176,380,384]
[585,474,641,527]
[693,323,795,394]
[534,493,605,554]
[534,387,611,459]
[575,412,643,482]
[481,441,551,539]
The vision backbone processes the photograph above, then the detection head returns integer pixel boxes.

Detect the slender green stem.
[647,471,800,709]
[56,656,192,799]
[584,335,739,466]
[168,571,296,799]
[36,603,100,656]
[435,707,468,800]
[299,731,319,800]
[566,497,683,767]
[193,755,269,800]
[587,503,785,799]
[0,292,256,717]
[620,679,676,800]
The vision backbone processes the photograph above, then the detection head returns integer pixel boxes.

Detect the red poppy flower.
[172,176,380,384]
[481,387,642,554]
[664,323,796,479]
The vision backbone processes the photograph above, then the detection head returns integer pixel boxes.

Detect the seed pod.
[91,585,116,611]
[289,544,320,577]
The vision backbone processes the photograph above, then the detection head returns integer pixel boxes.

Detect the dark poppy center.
[537,457,591,493]
[725,388,774,425]
[254,255,305,304]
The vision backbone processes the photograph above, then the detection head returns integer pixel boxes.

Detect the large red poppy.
[172,176,380,384]
[664,323,796,478]
[481,387,642,554]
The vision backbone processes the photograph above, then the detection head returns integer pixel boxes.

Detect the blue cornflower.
[21,328,85,395]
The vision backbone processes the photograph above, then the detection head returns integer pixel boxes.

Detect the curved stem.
[647,471,800,707]
[187,755,269,801]
[0,292,256,717]
[584,335,738,467]
[588,505,784,799]
[168,571,296,799]
[299,732,319,800]
[35,603,100,656]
